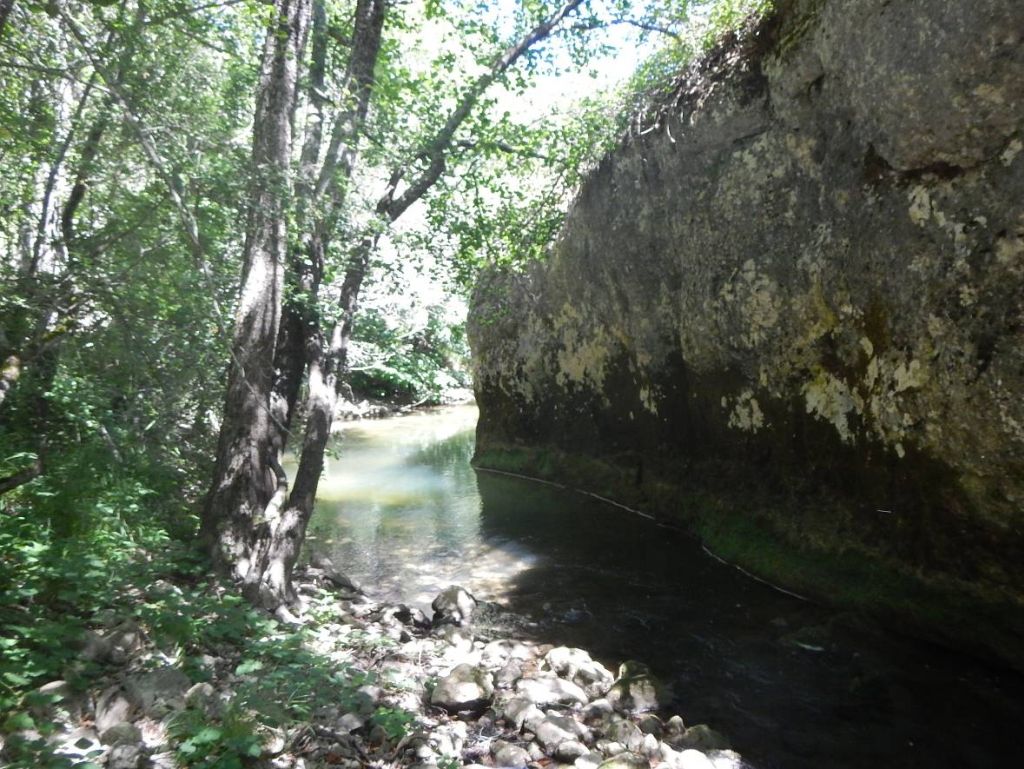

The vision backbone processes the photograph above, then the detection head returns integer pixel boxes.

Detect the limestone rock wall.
[469,0,1024,663]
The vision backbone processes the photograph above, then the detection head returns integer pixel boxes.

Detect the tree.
[1,0,253,530]
[201,0,607,613]
[200,0,313,593]
[1,0,735,613]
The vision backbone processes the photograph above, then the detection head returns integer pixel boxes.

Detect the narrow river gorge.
[305,406,1024,769]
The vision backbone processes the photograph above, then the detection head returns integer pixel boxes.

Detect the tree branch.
[0,459,42,497]
[380,0,586,223]
[568,16,685,43]
[453,138,550,161]
[59,7,232,341]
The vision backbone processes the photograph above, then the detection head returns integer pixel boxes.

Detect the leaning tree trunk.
[202,0,311,579]
[246,0,587,609]
[249,0,386,608]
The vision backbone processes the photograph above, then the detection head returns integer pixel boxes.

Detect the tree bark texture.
[271,0,386,449]
[202,0,311,579]
[256,0,385,607]
[223,0,582,609]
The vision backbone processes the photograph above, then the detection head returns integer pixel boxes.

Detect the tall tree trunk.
[269,0,331,451]
[247,0,586,610]
[251,0,385,608]
[271,0,386,448]
[202,0,311,579]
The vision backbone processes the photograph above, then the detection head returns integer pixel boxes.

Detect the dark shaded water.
[307,406,1024,769]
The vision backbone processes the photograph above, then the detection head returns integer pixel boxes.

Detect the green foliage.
[0,524,422,765]
[170,707,263,769]
[613,0,774,122]
[350,302,471,404]
[369,705,415,740]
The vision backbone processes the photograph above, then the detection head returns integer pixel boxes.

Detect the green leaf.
[234,659,263,675]
[193,726,223,743]
[3,711,36,731]
[3,671,31,686]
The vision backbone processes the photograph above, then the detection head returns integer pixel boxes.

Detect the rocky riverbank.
[2,565,743,769]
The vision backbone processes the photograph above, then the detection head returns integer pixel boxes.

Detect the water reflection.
[307,406,537,608]
[308,406,1024,769]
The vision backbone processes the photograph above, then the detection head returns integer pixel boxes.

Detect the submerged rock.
[672,724,731,752]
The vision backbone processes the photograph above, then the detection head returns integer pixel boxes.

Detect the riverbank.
[333,390,475,426]
[0,544,743,769]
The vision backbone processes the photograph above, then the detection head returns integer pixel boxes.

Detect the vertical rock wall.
[469,0,1024,665]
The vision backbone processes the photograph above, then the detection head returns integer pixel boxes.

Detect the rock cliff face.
[469,0,1024,665]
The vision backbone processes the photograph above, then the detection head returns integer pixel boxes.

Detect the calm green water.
[307,406,1024,769]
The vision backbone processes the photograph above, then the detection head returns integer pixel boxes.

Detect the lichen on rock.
[469,0,1024,667]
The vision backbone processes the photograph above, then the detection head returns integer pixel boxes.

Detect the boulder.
[495,658,524,689]
[391,604,430,629]
[636,714,663,737]
[575,751,606,769]
[663,715,686,744]
[676,749,715,769]
[79,630,113,663]
[492,739,532,767]
[430,664,494,713]
[671,725,731,752]
[496,696,544,731]
[602,718,644,753]
[99,722,143,746]
[605,662,665,714]
[707,749,745,768]
[582,698,615,723]
[545,647,614,700]
[532,714,590,753]
[516,672,589,707]
[124,667,190,717]
[597,752,650,769]
[557,739,591,761]
[481,639,531,669]
[106,620,145,663]
[310,553,364,593]
[336,713,367,733]
[95,686,135,733]
[107,743,145,769]
[431,586,477,626]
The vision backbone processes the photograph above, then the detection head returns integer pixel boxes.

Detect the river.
[306,405,1024,769]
